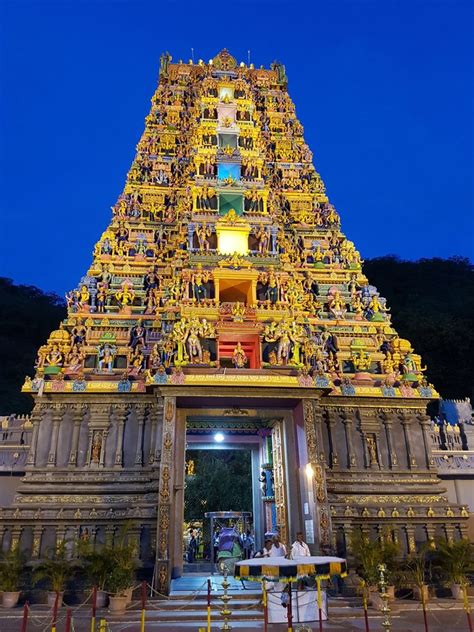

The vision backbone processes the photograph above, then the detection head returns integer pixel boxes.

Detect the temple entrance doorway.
[164,394,324,587]
[183,447,253,574]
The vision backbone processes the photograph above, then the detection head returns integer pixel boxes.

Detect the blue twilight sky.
[0,0,473,296]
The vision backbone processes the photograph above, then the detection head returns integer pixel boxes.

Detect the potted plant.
[33,541,75,607]
[435,538,473,600]
[105,531,136,614]
[350,529,385,608]
[380,534,401,601]
[401,547,429,603]
[77,539,115,608]
[0,545,24,608]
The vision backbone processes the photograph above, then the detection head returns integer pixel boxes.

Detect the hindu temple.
[0,49,468,593]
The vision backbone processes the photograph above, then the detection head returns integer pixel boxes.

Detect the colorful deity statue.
[97,343,117,373]
[232,342,248,368]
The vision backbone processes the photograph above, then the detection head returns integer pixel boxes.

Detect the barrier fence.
[4,580,473,631]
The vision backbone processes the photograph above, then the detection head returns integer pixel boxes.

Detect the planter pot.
[369,590,384,610]
[386,585,395,601]
[2,591,20,608]
[123,587,133,604]
[96,590,108,608]
[413,585,429,602]
[451,583,464,600]
[108,595,128,614]
[47,591,64,608]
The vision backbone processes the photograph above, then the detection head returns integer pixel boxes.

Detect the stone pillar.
[99,430,108,467]
[374,434,384,469]
[380,412,398,469]
[404,525,416,553]
[26,408,42,466]
[47,406,64,467]
[32,526,43,559]
[105,525,115,546]
[10,527,22,550]
[129,527,142,561]
[325,409,340,470]
[56,526,67,547]
[113,405,128,468]
[400,411,418,469]
[148,408,158,465]
[155,396,176,594]
[135,405,147,466]
[343,522,353,555]
[304,401,332,551]
[68,405,85,466]
[418,413,436,470]
[444,524,455,544]
[424,523,435,547]
[152,400,164,465]
[341,409,357,469]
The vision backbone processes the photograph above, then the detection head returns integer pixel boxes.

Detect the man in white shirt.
[291,531,311,558]
[269,534,287,557]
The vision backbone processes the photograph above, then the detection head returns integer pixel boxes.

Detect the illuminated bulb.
[214,432,225,443]
[305,463,314,479]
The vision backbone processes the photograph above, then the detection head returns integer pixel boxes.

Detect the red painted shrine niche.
[217,333,261,369]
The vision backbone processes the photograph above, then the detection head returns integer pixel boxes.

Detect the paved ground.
[1,605,472,632]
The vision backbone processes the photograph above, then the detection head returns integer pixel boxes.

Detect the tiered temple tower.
[1,49,467,592]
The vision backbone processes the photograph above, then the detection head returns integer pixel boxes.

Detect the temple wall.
[0,476,22,505]
[316,399,468,555]
[0,394,162,568]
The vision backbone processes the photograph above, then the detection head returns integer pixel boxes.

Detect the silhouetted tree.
[184,450,252,522]
[0,278,66,414]
[363,256,474,401]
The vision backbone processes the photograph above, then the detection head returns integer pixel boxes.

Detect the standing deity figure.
[254,224,270,255]
[196,223,212,251]
[266,270,279,303]
[130,321,146,350]
[264,319,302,366]
[97,343,117,373]
[72,320,87,346]
[191,264,210,301]
[186,319,203,363]
[91,433,103,464]
[96,284,108,313]
[232,342,248,368]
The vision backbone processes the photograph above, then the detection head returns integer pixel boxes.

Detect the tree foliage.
[363,256,473,401]
[0,277,66,414]
[184,449,252,522]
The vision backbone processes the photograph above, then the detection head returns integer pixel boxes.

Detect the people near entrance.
[242,529,254,559]
[290,531,311,558]
[269,534,287,557]
[188,532,197,563]
[213,527,220,563]
[254,538,273,558]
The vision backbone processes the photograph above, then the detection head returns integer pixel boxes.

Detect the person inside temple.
[253,538,273,558]
[269,533,287,557]
[290,531,311,558]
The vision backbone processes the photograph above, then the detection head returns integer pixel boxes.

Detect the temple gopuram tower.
[2,49,467,592]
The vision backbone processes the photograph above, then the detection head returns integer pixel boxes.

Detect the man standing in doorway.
[290,531,311,558]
